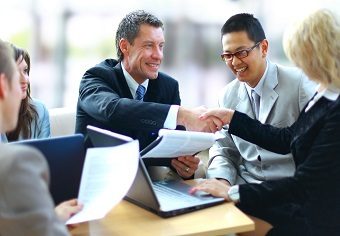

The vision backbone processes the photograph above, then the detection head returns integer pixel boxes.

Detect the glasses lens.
[235,50,248,59]
[221,53,232,61]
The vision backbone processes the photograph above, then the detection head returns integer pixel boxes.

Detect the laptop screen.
[11,134,85,205]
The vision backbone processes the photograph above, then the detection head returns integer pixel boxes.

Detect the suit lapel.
[235,84,255,118]
[259,62,278,123]
[144,79,158,102]
[114,63,134,99]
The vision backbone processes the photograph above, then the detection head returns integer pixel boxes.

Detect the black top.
[229,94,340,234]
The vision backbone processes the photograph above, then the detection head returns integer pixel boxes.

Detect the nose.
[20,73,29,84]
[152,46,163,60]
[231,55,242,67]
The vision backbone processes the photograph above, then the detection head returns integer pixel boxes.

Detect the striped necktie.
[135,85,146,101]
[251,90,260,119]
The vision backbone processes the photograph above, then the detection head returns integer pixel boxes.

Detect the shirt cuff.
[163,105,179,129]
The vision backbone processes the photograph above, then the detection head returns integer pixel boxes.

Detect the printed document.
[142,129,222,158]
[66,140,139,224]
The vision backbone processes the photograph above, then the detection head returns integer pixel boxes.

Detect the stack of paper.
[66,140,139,224]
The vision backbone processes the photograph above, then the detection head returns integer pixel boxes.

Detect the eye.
[235,50,248,58]
[144,43,153,49]
[222,53,232,60]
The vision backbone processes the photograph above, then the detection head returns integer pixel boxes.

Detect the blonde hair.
[283,9,340,88]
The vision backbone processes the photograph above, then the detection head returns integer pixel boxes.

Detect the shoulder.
[156,71,179,86]
[219,79,241,100]
[274,62,316,93]
[0,144,47,180]
[275,63,307,83]
[84,59,120,78]
[31,99,48,113]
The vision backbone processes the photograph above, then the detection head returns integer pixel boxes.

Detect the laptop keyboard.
[152,182,202,204]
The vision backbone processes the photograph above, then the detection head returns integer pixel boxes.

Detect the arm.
[239,107,340,211]
[207,128,241,185]
[36,101,51,138]
[228,111,294,154]
[0,146,68,236]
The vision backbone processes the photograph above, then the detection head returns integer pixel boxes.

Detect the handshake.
[177,106,234,133]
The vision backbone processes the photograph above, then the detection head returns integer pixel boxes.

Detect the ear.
[0,74,9,99]
[119,38,130,56]
[260,39,269,58]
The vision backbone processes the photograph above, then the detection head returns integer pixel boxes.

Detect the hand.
[55,199,83,223]
[189,179,231,200]
[199,108,235,126]
[171,155,200,179]
[177,106,223,133]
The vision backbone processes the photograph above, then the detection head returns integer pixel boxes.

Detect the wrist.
[227,185,240,203]
[225,109,235,124]
[177,106,188,126]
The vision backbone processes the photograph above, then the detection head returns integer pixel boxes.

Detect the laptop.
[87,126,225,217]
[12,134,86,205]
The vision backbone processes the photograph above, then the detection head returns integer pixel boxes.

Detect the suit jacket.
[207,61,316,184]
[76,59,181,149]
[230,94,340,234]
[0,144,68,236]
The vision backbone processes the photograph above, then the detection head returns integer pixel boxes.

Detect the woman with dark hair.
[6,45,50,141]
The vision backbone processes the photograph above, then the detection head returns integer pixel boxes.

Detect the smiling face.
[222,31,268,88]
[16,55,29,100]
[120,24,164,84]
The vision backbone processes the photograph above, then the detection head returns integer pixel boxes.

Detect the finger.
[208,120,218,133]
[211,116,223,130]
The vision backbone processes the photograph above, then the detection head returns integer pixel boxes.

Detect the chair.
[49,107,76,137]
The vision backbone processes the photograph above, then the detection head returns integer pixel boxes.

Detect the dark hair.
[6,45,38,141]
[115,10,163,61]
[0,40,15,82]
[221,13,266,43]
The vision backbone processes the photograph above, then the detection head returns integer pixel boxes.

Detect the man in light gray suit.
[207,14,315,188]
[0,40,75,235]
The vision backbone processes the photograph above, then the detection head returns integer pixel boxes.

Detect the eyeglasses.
[220,41,261,62]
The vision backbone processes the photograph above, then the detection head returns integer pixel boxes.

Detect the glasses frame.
[220,41,261,62]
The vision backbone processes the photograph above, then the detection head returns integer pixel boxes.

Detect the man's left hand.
[171,155,200,179]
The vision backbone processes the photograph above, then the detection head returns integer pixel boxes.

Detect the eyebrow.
[224,45,250,53]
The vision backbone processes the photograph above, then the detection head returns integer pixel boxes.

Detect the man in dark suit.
[76,10,222,178]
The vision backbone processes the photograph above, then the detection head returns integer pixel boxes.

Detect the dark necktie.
[251,90,260,119]
[135,85,146,101]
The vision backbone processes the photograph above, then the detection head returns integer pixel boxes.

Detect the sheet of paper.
[142,129,220,158]
[66,140,139,224]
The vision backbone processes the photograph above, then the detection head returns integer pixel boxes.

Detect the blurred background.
[0,0,338,108]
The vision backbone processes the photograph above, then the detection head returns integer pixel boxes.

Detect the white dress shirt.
[121,63,179,129]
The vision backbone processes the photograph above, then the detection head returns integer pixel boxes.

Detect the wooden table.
[70,199,254,236]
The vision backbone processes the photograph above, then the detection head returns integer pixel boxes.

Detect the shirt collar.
[305,83,340,112]
[245,60,268,98]
[121,62,149,99]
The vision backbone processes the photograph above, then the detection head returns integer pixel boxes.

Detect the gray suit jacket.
[0,144,68,236]
[207,61,316,184]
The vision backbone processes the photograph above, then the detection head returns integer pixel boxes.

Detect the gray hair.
[115,10,163,61]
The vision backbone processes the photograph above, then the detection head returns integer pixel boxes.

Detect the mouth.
[234,66,247,76]
[146,63,160,71]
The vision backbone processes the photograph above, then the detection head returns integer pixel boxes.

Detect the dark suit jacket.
[0,144,68,236]
[76,59,181,150]
[228,94,340,235]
